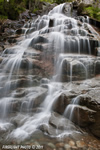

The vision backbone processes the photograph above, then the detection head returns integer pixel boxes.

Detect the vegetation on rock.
[78,2,100,21]
[0,0,100,21]
[0,0,73,20]
[0,0,25,20]
[84,6,100,21]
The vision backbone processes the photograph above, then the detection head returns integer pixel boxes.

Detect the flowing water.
[0,3,100,142]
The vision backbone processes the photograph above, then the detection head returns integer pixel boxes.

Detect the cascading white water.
[64,95,81,120]
[0,2,99,142]
[48,3,65,15]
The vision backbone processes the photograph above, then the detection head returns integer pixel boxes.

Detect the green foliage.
[84,6,100,21]
[33,7,39,13]
[0,0,26,20]
[40,0,72,4]
[0,15,8,19]
[0,0,73,20]
[40,0,54,4]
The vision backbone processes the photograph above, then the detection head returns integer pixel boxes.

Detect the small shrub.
[0,15,8,20]
[0,0,25,20]
[84,6,100,21]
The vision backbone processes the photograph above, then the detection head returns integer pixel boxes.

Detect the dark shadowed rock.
[16,28,26,35]
[95,60,100,75]
[72,1,79,9]
[49,19,54,27]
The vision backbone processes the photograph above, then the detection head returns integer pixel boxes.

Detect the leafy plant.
[0,0,26,20]
[84,6,100,21]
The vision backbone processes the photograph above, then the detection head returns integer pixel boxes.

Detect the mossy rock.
[77,3,92,15]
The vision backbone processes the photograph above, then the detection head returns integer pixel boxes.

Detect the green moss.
[40,0,54,3]
[16,5,25,14]
[40,0,72,4]
[33,7,39,13]
[0,0,26,20]
[84,6,100,21]
[0,15,8,19]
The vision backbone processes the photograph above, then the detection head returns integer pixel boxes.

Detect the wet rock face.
[53,94,96,127]
[0,86,47,114]
[56,55,100,82]
[47,77,100,138]
[29,35,48,48]
[95,60,100,75]
[61,59,87,81]
[65,105,96,127]
[63,3,72,17]
[52,92,76,114]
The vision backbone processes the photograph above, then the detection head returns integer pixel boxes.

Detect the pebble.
[58,148,64,150]
[69,140,75,147]
[56,142,64,148]
[47,143,56,149]
[71,146,77,149]
[34,141,40,146]
[76,140,86,148]
[64,144,71,149]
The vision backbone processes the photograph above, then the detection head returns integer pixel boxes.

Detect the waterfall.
[0,3,100,142]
